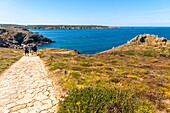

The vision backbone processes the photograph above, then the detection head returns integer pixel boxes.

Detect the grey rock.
[0,27,54,48]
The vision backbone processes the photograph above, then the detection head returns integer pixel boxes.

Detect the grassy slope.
[0,48,22,74]
[39,44,170,112]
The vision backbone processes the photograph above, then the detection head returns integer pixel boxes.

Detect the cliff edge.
[0,27,54,48]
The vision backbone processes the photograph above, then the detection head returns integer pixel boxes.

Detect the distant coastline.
[0,24,119,30]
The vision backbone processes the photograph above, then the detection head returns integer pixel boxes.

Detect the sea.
[31,27,170,54]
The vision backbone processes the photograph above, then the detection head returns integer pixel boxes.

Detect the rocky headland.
[0,27,54,48]
[128,34,169,46]
[100,34,170,55]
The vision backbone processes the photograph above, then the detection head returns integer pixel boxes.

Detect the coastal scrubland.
[39,46,167,112]
[38,34,170,113]
[0,33,169,112]
[0,48,22,74]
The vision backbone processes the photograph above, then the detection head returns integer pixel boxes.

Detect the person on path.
[31,44,38,55]
[23,44,29,56]
[28,43,33,55]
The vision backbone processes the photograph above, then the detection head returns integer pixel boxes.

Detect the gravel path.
[0,56,57,113]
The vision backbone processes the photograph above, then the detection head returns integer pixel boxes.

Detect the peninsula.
[0,27,54,48]
[0,24,119,30]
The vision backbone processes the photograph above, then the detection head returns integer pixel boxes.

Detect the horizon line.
[1,23,170,27]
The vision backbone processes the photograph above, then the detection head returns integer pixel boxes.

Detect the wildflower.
[59,98,65,101]
[65,94,69,97]
[76,101,81,105]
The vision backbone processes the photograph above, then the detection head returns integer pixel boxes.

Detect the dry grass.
[39,45,170,112]
[0,47,22,75]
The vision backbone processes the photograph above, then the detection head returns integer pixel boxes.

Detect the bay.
[31,27,170,54]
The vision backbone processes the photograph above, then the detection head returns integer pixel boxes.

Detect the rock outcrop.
[0,37,8,47]
[0,27,54,48]
[128,34,168,46]
[100,34,170,54]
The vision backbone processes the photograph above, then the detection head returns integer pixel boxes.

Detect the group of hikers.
[23,44,37,56]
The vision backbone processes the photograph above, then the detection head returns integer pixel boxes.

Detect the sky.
[0,0,170,26]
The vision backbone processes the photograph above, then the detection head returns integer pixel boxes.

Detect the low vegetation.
[39,43,170,112]
[0,48,22,74]
[58,88,154,113]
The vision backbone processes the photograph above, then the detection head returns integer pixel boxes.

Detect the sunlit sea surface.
[31,27,170,54]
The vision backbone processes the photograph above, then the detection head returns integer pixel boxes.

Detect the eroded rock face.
[0,37,8,47]
[0,29,6,34]
[128,34,167,46]
[0,27,54,48]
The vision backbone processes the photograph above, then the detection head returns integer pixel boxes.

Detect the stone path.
[0,56,57,113]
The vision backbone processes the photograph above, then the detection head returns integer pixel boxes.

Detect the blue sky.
[0,0,170,26]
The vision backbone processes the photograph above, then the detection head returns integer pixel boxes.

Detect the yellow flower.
[76,101,81,105]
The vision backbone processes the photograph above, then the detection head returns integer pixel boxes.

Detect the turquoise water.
[31,27,170,54]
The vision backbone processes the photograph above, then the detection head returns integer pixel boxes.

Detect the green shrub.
[159,53,166,57]
[37,53,42,58]
[48,62,68,70]
[71,72,81,78]
[58,88,154,113]
[125,50,136,56]
[142,51,154,57]
[71,66,83,71]
[80,62,93,67]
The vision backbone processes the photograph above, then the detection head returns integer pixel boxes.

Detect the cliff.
[0,27,54,48]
